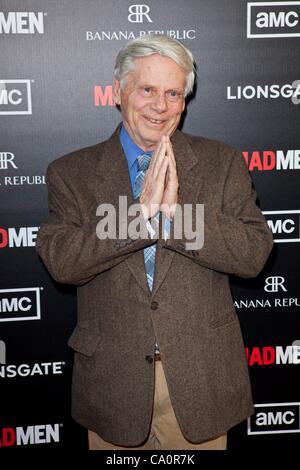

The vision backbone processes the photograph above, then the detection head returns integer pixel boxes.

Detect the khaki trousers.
[89,360,227,450]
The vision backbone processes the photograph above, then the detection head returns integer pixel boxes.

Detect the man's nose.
[151,92,168,112]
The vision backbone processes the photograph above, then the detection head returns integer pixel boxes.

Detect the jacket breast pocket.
[209,310,237,329]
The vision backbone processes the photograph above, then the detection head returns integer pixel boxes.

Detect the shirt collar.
[120,125,152,169]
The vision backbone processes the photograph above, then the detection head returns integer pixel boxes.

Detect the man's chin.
[142,128,170,142]
[139,132,163,148]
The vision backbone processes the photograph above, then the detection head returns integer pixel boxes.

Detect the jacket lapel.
[151,130,203,297]
[95,126,151,295]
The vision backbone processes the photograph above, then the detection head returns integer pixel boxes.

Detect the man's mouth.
[144,117,165,125]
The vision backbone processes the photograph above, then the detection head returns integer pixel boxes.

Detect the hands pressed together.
[139,135,179,221]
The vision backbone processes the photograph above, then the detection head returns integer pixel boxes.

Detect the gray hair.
[114,34,196,97]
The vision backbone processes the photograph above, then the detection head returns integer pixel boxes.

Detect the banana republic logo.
[128,5,153,23]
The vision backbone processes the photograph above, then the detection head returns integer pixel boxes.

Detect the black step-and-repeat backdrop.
[1,0,299,450]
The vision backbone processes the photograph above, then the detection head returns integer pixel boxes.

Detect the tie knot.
[137,153,152,172]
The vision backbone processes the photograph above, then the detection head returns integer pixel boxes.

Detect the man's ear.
[113,79,121,106]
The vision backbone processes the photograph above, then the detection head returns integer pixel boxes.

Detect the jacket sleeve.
[36,163,155,286]
[162,149,273,278]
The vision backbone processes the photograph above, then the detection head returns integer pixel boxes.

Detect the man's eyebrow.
[138,84,183,90]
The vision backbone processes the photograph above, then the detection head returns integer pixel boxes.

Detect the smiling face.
[113,54,186,152]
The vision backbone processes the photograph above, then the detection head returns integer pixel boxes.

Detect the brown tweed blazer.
[36,126,273,446]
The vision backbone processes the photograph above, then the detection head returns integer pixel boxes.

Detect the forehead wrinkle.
[128,56,186,90]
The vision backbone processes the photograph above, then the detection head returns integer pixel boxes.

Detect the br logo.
[264,276,287,292]
[128,4,153,23]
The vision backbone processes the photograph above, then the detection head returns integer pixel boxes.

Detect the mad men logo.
[263,210,300,242]
[94,85,114,107]
[0,152,18,170]
[0,11,45,34]
[243,149,300,171]
[247,2,300,38]
[0,80,32,115]
[0,423,61,447]
[248,403,300,434]
[128,4,152,23]
[0,288,42,323]
[245,344,300,365]
[0,226,39,248]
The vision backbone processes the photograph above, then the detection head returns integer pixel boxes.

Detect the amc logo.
[0,288,42,322]
[263,210,300,242]
[248,403,300,434]
[0,80,32,115]
[247,1,300,38]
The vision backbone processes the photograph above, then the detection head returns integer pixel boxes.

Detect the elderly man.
[37,34,273,450]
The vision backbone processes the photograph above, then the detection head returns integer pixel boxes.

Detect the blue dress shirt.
[120,125,151,197]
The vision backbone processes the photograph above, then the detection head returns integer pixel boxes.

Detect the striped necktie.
[134,153,159,292]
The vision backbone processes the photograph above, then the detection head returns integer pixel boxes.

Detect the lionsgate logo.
[0,80,32,115]
[0,11,45,34]
[0,339,65,378]
[247,2,300,38]
[0,340,5,364]
[263,210,300,243]
[248,403,300,435]
[227,81,300,102]
[0,288,42,323]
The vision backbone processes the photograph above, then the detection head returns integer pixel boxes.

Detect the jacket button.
[145,355,153,364]
[151,301,159,310]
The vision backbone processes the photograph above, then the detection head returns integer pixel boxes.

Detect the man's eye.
[143,87,151,94]
[168,90,181,99]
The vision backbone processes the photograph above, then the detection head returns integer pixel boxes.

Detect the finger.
[153,137,163,160]
[167,156,176,181]
[156,153,169,184]
[166,139,177,169]
[147,138,162,174]
[148,137,164,175]
[153,140,168,179]
[165,147,177,183]
[143,139,166,191]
